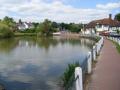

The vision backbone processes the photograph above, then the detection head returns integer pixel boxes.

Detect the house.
[17,19,34,31]
[85,14,120,35]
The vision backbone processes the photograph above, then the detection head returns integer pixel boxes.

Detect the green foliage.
[112,40,120,53]
[0,23,14,38]
[36,23,45,33]
[68,23,82,33]
[116,29,120,34]
[2,16,16,27]
[51,22,59,28]
[115,13,120,21]
[32,22,39,29]
[14,33,36,36]
[0,16,85,36]
[36,19,56,36]
[95,37,101,42]
[3,16,14,24]
[42,19,53,36]
[19,28,36,33]
[116,43,120,53]
[1,16,16,31]
[61,62,80,88]
[60,23,83,33]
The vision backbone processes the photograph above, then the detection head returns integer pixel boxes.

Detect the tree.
[36,19,54,36]
[115,13,120,21]
[51,22,59,28]
[60,23,67,30]
[2,16,15,26]
[66,23,82,33]
[0,23,14,38]
[32,22,39,28]
[2,16,16,31]
[59,22,83,33]
[42,19,52,36]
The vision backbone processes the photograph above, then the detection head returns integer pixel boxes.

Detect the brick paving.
[87,38,120,90]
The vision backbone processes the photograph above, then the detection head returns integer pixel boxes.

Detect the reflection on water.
[0,36,95,90]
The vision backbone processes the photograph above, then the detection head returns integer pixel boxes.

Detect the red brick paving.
[87,38,120,90]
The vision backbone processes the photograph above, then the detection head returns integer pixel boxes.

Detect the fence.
[65,36,104,90]
[107,36,120,46]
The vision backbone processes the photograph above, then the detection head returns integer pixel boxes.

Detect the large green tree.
[36,19,54,36]
[0,22,14,38]
[51,22,59,28]
[59,23,82,33]
[2,16,16,31]
[115,13,120,21]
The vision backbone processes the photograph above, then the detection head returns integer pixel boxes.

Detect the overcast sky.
[0,0,120,23]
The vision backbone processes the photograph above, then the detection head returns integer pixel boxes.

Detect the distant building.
[17,19,34,31]
[85,14,120,35]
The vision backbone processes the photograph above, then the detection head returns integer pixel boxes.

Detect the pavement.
[87,38,120,90]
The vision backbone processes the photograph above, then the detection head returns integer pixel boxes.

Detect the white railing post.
[75,67,83,90]
[93,45,96,61]
[117,38,119,44]
[87,52,92,74]
[115,38,116,42]
[119,39,120,45]
[96,43,98,55]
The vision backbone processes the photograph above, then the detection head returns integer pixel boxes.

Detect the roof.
[86,18,120,28]
[16,22,33,27]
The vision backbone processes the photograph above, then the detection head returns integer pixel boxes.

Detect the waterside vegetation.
[0,16,84,38]
[61,62,80,89]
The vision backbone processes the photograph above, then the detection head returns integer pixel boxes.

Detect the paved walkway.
[87,38,120,90]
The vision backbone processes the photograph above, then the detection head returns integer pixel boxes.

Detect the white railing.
[108,36,120,46]
[74,36,104,90]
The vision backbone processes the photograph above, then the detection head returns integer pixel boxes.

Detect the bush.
[61,62,80,88]
[18,28,36,33]
[0,23,14,38]
[116,29,120,34]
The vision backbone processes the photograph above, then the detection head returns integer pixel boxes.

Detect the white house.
[85,14,120,35]
[17,20,34,31]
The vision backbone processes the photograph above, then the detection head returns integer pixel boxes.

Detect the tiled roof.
[86,18,120,28]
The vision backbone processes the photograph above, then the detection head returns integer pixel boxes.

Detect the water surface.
[0,36,95,90]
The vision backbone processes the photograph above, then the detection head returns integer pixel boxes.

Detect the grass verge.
[14,33,37,37]
[110,40,120,53]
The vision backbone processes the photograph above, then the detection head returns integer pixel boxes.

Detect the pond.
[0,36,95,90]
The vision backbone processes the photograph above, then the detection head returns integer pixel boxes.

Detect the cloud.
[0,0,118,23]
[96,2,120,10]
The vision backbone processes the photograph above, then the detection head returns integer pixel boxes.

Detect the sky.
[0,0,120,23]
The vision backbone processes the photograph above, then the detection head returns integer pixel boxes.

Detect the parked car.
[99,31,109,36]
[109,32,118,36]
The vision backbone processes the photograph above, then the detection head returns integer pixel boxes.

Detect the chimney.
[109,14,112,19]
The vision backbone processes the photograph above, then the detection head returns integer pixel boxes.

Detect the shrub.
[61,62,80,89]
[116,29,120,34]
[19,28,36,33]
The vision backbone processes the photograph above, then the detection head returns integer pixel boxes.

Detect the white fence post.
[96,43,98,54]
[75,67,83,90]
[93,45,96,61]
[119,39,120,45]
[87,52,92,74]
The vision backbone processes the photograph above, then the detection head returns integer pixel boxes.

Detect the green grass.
[111,40,120,53]
[14,33,37,36]
[114,42,120,53]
